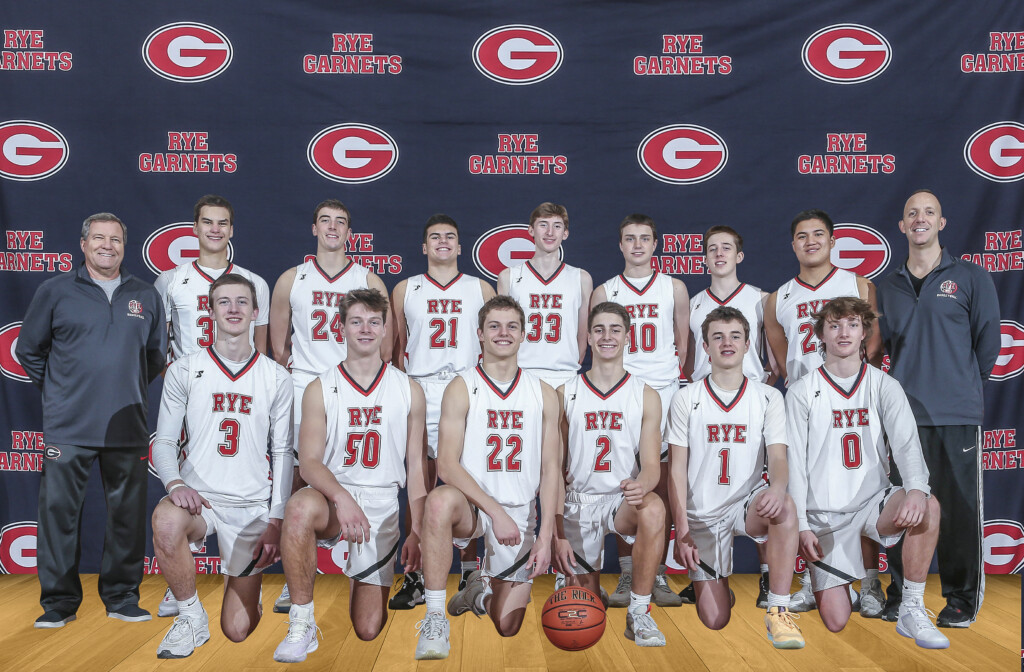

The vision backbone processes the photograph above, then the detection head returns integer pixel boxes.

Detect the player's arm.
[857,276,883,367]
[268,267,296,368]
[664,386,698,570]
[14,283,55,388]
[145,289,168,381]
[763,291,789,384]
[576,270,594,363]
[969,267,1002,379]
[755,389,788,520]
[672,278,691,370]
[152,360,210,515]
[878,375,932,528]
[589,283,607,310]
[256,367,296,567]
[298,378,370,543]
[682,330,697,382]
[552,384,575,575]
[153,270,175,368]
[367,272,394,363]
[390,279,409,369]
[628,385,663,501]
[529,381,562,579]
[480,278,497,301]
[496,268,511,296]
[784,383,821,560]
[759,291,780,384]
[402,379,429,572]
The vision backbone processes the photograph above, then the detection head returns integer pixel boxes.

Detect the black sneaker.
[107,604,152,622]
[936,604,971,628]
[458,569,473,592]
[34,610,76,629]
[756,571,769,609]
[678,581,695,604]
[880,599,900,622]
[388,572,425,610]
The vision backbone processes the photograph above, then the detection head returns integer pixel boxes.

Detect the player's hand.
[527,536,551,580]
[755,486,786,521]
[551,536,577,576]
[492,510,522,547]
[401,531,422,573]
[894,490,928,529]
[619,478,646,507]
[254,519,282,568]
[799,530,822,563]
[672,525,699,573]
[332,493,371,544]
[168,483,211,516]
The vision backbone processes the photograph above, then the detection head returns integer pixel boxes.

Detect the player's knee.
[925,495,940,521]
[423,487,458,526]
[697,609,729,630]
[353,621,383,641]
[284,490,320,528]
[639,493,666,528]
[495,620,523,637]
[151,508,186,552]
[221,616,256,643]
[821,613,848,633]
[776,495,797,527]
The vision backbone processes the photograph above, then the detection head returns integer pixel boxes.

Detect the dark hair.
[701,306,750,344]
[790,209,833,238]
[209,273,258,312]
[619,213,657,240]
[423,214,459,243]
[812,297,876,356]
[478,295,525,331]
[703,225,743,254]
[340,288,389,324]
[313,199,350,224]
[194,195,234,225]
[529,202,569,230]
[588,302,631,331]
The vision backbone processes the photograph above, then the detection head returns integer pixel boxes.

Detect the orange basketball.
[541,586,606,651]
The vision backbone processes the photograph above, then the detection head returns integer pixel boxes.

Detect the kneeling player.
[552,302,667,646]
[667,307,804,649]
[786,297,947,648]
[151,274,294,658]
[273,289,428,663]
[414,296,561,660]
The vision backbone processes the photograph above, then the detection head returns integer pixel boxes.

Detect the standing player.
[273,289,427,663]
[150,274,293,658]
[763,209,884,615]
[591,213,689,608]
[389,214,494,608]
[552,302,667,646]
[268,199,393,613]
[414,297,561,660]
[786,297,947,649]
[667,307,804,649]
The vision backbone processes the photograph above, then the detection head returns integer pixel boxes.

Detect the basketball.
[541,586,606,651]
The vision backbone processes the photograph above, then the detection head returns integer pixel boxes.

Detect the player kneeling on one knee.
[151,274,294,658]
[786,297,948,649]
[667,306,805,649]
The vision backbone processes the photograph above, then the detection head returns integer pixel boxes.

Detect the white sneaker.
[626,607,666,647]
[157,587,178,618]
[414,611,451,660]
[860,579,885,618]
[789,572,816,612]
[274,583,292,614]
[554,573,566,591]
[156,609,210,659]
[896,604,950,649]
[273,607,321,663]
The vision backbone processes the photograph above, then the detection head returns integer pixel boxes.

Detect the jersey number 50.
[345,431,381,468]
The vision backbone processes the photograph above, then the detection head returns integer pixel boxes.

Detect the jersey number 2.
[594,436,612,472]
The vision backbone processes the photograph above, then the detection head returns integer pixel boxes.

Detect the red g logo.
[143,23,233,83]
[316,545,347,574]
[0,322,28,383]
[638,125,727,184]
[308,124,398,184]
[802,24,891,84]
[472,224,560,281]
[832,224,891,279]
[983,519,1024,574]
[0,121,69,181]
[992,320,1024,381]
[964,122,1024,183]
[0,522,37,574]
[143,222,234,275]
[473,25,563,85]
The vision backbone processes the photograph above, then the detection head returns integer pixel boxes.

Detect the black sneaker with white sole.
[34,610,76,628]
[755,571,769,609]
[678,582,695,604]
[389,572,425,610]
[107,604,152,622]
[936,604,971,628]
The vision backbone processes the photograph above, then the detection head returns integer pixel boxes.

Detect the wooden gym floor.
[0,573,1017,671]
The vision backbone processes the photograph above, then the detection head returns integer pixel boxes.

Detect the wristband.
[167,483,186,494]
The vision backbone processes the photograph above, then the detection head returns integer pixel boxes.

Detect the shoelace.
[771,610,801,629]
[616,573,633,591]
[631,611,659,636]
[167,615,200,644]
[654,574,669,589]
[284,617,322,643]
[416,613,448,639]
[903,605,937,628]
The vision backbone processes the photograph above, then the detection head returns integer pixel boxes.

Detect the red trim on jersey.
[524,261,565,285]
[793,267,838,291]
[207,347,259,381]
[817,362,867,399]
[581,372,631,400]
[424,272,464,291]
[191,261,234,284]
[617,271,659,296]
[313,259,353,283]
[706,283,746,306]
[338,361,388,396]
[704,376,748,412]
[476,364,521,400]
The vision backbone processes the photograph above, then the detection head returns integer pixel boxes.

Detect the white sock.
[476,578,493,614]
[176,593,201,615]
[767,591,790,610]
[290,600,314,621]
[619,556,633,574]
[759,563,769,575]
[864,568,879,585]
[424,589,446,614]
[628,591,651,614]
[461,560,476,575]
[902,579,926,606]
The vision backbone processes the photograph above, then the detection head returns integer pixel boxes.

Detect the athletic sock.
[290,600,314,621]
[628,591,651,614]
[177,593,201,616]
[424,589,446,614]
[766,591,790,610]
[619,556,633,574]
[902,579,926,607]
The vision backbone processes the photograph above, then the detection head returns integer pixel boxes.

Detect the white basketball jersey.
[460,366,545,507]
[602,272,678,387]
[402,273,485,377]
[174,348,288,506]
[155,261,270,361]
[667,377,785,520]
[507,262,583,374]
[289,259,370,375]
[320,362,411,489]
[774,267,859,384]
[689,283,767,382]
[563,373,644,495]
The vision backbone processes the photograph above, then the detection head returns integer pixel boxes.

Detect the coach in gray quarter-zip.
[16,212,166,630]
[875,190,1001,629]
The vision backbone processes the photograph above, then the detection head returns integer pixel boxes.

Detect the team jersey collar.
[424,272,463,290]
[313,258,353,283]
[794,266,838,291]
[192,261,233,283]
[581,372,630,400]
[706,283,746,305]
[338,361,388,396]
[524,261,565,285]
[618,271,659,295]
[704,376,748,412]
[476,364,521,399]
[818,362,867,399]
[207,346,259,381]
